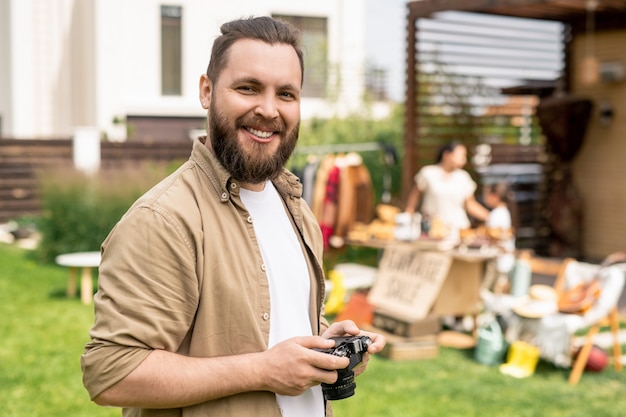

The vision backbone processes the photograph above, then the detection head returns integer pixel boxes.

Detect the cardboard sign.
[367,244,452,320]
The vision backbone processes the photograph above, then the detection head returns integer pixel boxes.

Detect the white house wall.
[2,0,370,139]
[0,0,13,136]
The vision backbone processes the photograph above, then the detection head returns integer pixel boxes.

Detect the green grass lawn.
[0,243,117,417]
[1,242,625,417]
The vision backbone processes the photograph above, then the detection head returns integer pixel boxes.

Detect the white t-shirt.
[415,165,476,230]
[486,205,516,273]
[486,205,511,230]
[240,181,325,417]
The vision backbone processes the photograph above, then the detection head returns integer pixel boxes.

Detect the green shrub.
[35,164,173,263]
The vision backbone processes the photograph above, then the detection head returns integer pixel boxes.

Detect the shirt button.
[262,312,270,321]
[247,216,253,223]
[261,264,266,272]
[220,192,228,200]
[230,182,237,189]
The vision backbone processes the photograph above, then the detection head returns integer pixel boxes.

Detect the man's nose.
[254,94,279,119]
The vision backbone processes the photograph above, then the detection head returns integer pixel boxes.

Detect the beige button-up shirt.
[81,137,328,417]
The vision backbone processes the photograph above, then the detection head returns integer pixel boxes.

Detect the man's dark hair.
[206,16,303,85]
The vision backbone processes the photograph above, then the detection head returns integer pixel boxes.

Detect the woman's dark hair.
[435,141,465,163]
[206,16,303,85]
[485,182,519,231]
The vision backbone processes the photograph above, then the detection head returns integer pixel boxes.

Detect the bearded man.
[81,16,385,417]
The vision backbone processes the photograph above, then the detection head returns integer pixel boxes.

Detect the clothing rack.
[293,142,385,155]
[292,142,397,203]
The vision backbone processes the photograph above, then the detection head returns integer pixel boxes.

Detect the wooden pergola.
[402,0,626,198]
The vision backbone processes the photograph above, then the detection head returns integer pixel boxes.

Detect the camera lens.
[321,370,356,400]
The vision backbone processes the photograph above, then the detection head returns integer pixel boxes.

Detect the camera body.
[315,335,372,400]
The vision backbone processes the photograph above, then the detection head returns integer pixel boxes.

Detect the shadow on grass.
[47,286,96,301]
[48,287,72,299]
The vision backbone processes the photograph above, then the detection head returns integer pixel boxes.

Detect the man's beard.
[209,105,299,184]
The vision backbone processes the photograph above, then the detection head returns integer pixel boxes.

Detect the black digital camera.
[315,335,372,400]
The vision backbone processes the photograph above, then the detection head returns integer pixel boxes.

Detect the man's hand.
[258,336,350,396]
[320,320,387,377]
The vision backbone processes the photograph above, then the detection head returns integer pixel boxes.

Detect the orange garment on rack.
[332,155,374,242]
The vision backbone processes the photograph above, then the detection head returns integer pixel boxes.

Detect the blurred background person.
[404,142,489,238]
[483,181,518,293]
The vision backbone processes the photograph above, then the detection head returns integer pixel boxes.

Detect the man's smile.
[244,126,275,139]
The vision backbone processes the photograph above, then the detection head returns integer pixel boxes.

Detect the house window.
[161,5,182,95]
[273,15,327,98]
[365,65,388,101]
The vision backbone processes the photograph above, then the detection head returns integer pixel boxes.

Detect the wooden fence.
[0,138,193,223]
[1,138,544,230]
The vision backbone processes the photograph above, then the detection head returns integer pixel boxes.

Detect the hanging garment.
[319,163,341,249]
[333,153,374,243]
[311,154,336,223]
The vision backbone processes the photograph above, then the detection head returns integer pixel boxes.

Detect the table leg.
[80,267,94,304]
[67,267,78,298]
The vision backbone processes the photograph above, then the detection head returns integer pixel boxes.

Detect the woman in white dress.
[404,142,489,236]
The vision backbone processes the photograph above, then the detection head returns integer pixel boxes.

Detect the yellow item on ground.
[325,270,346,315]
[499,341,540,378]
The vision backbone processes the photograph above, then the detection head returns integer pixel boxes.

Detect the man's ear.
[199,74,212,109]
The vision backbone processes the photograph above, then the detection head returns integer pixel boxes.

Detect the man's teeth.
[246,127,273,138]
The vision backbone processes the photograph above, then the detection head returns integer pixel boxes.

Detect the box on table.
[367,243,490,322]
[364,325,439,361]
[372,310,440,337]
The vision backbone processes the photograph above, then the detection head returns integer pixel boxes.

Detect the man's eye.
[237,86,255,93]
[279,92,296,100]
